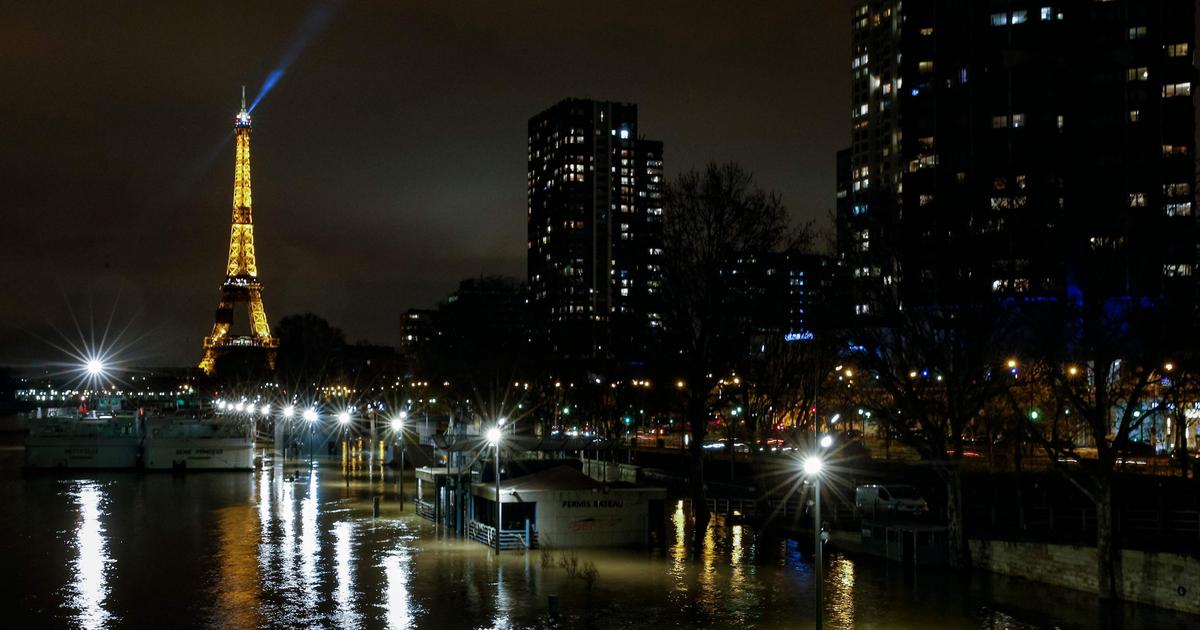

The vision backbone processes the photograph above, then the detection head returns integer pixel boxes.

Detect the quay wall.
[969,539,1200,615]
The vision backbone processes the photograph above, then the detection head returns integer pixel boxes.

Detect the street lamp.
[803,454,826,630]
[83,359,105,415]
[303,408,318,470]
[392,411,407,509]
[487,426,503,553]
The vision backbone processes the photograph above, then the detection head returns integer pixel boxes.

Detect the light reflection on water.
[0,464,1190,629]
[333,520,360,629]
[64,481,113,630]
[298,470,319,616]
[381,543,415,629]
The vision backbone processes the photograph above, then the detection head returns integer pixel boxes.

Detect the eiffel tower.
[199,88,278,375]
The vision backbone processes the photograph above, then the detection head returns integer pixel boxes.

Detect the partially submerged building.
[415,432,665,549]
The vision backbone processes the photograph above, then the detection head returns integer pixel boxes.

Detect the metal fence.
[415,498,435,521]
[466,519,538,550]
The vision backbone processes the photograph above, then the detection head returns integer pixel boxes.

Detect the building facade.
[527,99,665,364]
[837,1,904,319]
[837,0,1198,315]
[723,252,838,346]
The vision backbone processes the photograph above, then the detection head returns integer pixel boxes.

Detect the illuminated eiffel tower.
[199,88,278,375]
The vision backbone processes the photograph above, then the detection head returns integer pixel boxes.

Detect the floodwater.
[0,455,1194,629]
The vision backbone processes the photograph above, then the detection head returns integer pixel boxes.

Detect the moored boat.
[25,415,142,469]
[143,418,255,470]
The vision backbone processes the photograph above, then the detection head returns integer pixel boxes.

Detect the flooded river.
[0,457,1193,629]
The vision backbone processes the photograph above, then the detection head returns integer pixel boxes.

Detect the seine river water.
[0,450,1194,629]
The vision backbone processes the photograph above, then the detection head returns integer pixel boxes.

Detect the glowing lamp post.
[392,411,407,509]
[303,408,318,470]
[803,453,826,630]
[83,359,104,416]
[487,425,503,553]
[280,405,295,464]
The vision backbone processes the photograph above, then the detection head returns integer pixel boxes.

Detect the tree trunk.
[944,466,971,569]
[1095,477,1119,600]
[688,432,710,548]
[1177,414,1189,480]
[687,395,710,549]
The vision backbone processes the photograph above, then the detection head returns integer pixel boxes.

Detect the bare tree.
[838,304,1013,568]
[1019,298,1195,599]
[661,162,809,545]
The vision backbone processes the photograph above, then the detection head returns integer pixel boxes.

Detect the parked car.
[855,484,930,519]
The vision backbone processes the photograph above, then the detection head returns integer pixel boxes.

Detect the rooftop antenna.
[240,85,247,112]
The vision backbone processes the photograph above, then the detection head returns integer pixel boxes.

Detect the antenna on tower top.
[240,85,247,111]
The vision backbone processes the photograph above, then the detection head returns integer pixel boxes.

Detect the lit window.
[1127,67,1149,81]
[1129,109,1141,122]
[1039,7,1052,20]
[919,27,933,36]
[1167,43,1189,57]
[1163,145,1190,157]
[1011,10,1027,24]
[1128,193,1146,207]
[1164,264,1193,277]
[1166,202,1193,217]
[1128,26,1146,40]
[1011,113,1025,128]
[992,115,1008,128]
[1163,82,1191,97]
[1057,115,1064,130]
[918,60,934,73]
[990,13,1008,26]
[1164,182,1191,198]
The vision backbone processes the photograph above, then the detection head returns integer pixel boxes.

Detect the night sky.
[1,1,852,367]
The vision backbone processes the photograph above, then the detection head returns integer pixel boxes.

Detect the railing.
[965,505,1200,554]
[466,520,538,550]
[698,497,856,526]
[415,499,435,521]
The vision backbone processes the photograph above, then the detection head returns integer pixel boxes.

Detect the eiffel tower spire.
[199,90,278,375]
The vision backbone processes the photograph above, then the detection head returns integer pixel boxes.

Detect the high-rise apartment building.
[838,1,904,319]
[838,0,1197,315]
[527,99,665,363]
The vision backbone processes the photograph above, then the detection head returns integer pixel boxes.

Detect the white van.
[855,484,929,518]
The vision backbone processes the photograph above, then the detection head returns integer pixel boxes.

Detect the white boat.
[143,418,255,470]
[25,416,141,469]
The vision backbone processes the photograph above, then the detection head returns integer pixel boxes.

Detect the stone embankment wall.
[970,539,1200,615]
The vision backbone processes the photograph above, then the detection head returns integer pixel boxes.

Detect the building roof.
[503,465,605,492]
